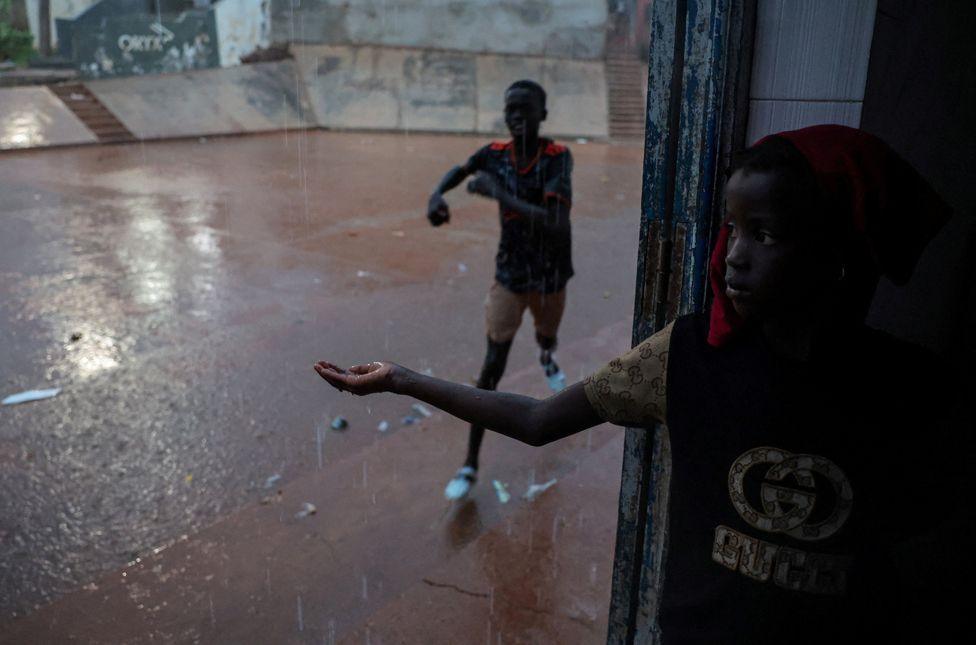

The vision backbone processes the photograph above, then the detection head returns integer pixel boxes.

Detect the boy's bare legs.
[444,337,513,500]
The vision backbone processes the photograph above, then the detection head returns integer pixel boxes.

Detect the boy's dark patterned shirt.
[464,138,573,294]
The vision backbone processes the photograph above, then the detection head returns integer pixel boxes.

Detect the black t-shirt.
[464,139,574,294]
[661,313,953,644]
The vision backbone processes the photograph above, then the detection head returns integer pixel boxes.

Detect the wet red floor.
[0,131,644,643]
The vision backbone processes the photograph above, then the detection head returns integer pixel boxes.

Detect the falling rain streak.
[297,594,304,632]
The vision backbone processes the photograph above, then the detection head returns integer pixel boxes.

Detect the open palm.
[313,361,398,396]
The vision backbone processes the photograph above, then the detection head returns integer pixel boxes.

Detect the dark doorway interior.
[861,1,976,640]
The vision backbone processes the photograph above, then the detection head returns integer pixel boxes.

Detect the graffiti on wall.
[75,12,219,78]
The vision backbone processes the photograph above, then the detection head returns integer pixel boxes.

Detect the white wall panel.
[746,99,862,145]
[746,0,876,141]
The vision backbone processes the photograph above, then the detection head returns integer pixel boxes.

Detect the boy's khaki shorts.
[485,282,566,343]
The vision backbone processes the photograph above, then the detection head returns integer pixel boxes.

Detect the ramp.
[0,86,97,150]
[86,60,313,141]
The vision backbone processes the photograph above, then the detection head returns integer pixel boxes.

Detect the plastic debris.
[392,230,406,238]
[377,420,390,432]
[356,270,371,278]
[184,474,193,484]
[421,367,434,377]
[411,403,433,418]
[575,137,589,144]
[492,480,511,504]
[295,502,317,519]
[264,474,282,489]
[401,415,417,426]
[2,388,61,406]
[603,290,611,299]
[330,416,348,430]
[457,263,468,273]
[523,478,557,501]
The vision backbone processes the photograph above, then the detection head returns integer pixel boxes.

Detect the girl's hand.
[313,361,399,396]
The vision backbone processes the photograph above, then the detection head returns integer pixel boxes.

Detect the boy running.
[426,79,574,500]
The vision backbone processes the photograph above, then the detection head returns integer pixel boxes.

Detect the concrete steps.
[605,54,647,140]
[48,82,136,144]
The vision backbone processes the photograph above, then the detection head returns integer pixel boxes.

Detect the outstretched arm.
[314,361,602,446]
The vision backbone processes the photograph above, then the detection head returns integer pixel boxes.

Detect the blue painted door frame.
[606,0,755,642]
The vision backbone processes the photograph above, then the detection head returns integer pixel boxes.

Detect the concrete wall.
[2,41,608,147]
[214,0,271,66]
[745,0,877,144]
[26,0,101,49]
[273,0,608,61]
[293,44,608,138]
[86,59,313,139]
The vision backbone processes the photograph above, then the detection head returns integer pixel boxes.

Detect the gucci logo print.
[712,447,855,595]
[728,447,853,541]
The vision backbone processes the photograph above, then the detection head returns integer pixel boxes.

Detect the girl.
[314,125,952,643]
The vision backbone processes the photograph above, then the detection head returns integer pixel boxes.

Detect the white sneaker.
[444,466,477,500]
[543,356,566,392]
[546,369,566,392]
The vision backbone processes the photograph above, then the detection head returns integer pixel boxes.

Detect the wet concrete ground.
[0,131,643,643]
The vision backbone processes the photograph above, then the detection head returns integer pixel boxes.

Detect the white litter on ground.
[523,478,558,501]
[411,403,433,418]
[1,388,61,406]
[295,502,317,518]
[492,480,511,504]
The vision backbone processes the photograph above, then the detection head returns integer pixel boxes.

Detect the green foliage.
[1,0,34,65]
[0,20,34,64]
